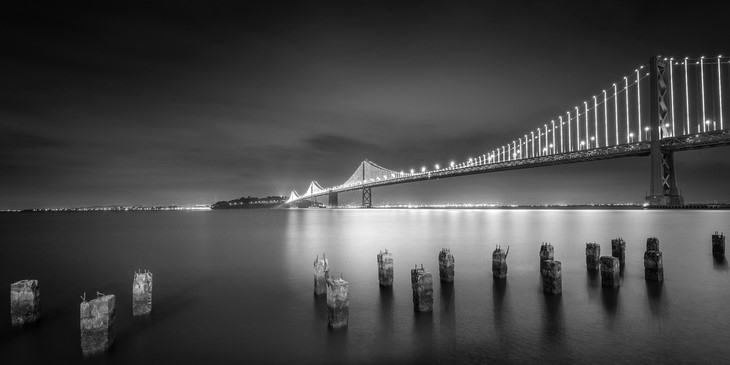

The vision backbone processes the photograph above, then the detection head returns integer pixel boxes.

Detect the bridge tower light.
[421,166,426,173]
[636,69,642,141]
[593,96,599,147]
[624,76,630,143]
[613,83,619,145]
[684,57,690,135]
[718,55,724,130]
[584,101,589,147]
[410,168,415,174]
[701,56,706,132]
[603,90,608,147]
[435,164,440,170]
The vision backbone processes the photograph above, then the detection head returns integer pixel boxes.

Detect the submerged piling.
[410,265,433,312]
[600,256,620,287]
[377,249,394,286]
[313,253,329,295]
[438,248,455,283]
[713,232,725,258]
[492,245,509,279]
[585,243,600,271]
[644,237,664,282]
[540,260,562,294]
[326,275,349,329]
[611,238,626,268]
[539,242,554,270]
[80,292,115,355]
[132,270,153,316]
[10,279,40,326]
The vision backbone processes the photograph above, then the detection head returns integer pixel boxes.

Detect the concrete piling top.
[539,242,554,258]
[11,280,39,299]
[377,249,393,262]
[80,293,116,320]
[493,245,509,259]
[611,237,626,247]
[439,248,454,264]
[646,237,660,251]
[600,256,620,268]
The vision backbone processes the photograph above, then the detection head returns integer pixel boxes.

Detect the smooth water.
[1,209,729,364]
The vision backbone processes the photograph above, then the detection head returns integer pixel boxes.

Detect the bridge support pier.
[362,188,372,208]
[328,192,338,207]
[645,55,684,207]
[646,145,684,206]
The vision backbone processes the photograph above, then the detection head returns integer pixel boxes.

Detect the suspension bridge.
[286,55,730,208]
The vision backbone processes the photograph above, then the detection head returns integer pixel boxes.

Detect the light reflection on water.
[1,209,729,363]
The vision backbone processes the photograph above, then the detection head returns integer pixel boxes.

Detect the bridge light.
[435,164,440,170]
[421,166,426,173]
[410,169,415,174]
[450,161,455,168]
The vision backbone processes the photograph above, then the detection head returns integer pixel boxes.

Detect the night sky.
[2,1,729,209]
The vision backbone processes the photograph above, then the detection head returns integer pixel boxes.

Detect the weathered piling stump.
[644,237,664,282]
[540,260,562,294]
[313,253,329,295]
[539,242,554,270]
[585,243,600,271]
[611,238,626,268]
[438,248,455,283]
[326,275,349,329]
[410,265,433,312]
[376,249,394,286]
[600,256,620,287]
[492,245,509,279]
[713,232,725,258]
[132,270,153,316]
[80,292,115,355]
[10,279,40,326]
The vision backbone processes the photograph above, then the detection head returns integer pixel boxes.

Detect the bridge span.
[286,55,730,207]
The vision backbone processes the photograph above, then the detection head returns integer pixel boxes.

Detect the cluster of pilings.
[306,231,726,327]
[9,270,153,355]
[312,253,351,329]
[540,243,561,294]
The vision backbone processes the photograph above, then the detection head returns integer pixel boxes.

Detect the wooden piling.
[585,242,600,271]
[410,265,433,312]
[713,232,725,258]
[10,279,40,326]
[313,253,329,295]
[80,293,115,355]
[600,256,620,287]
[326,275,349,328]
[611,238,626,268]
[540,260,562,294]
[539,242,554,270]
[644,237,664,282]
[376,249,394,286]
[492,245,509,279]
[438,248,455,283]
[132,270,153,316]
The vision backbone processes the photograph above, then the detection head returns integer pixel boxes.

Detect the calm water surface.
[1,209,729,364]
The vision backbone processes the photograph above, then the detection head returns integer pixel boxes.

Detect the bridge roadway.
[295,129,730,202]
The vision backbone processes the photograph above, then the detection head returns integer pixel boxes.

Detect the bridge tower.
[645,55,684,206]
[328,192,339,207]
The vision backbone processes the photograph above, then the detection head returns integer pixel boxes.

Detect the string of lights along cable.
[288,55,729,204]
